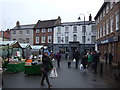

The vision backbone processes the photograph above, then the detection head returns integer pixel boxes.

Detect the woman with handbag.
[81,55,88,72]
[41,52,53,88]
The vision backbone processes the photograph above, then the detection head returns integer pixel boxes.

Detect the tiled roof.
[11,24,35,30]
[35,19,60,29]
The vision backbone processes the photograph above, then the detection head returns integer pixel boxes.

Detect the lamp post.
[78,13,86,55]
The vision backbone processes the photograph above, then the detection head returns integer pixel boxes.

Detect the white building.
[53,21,96,58]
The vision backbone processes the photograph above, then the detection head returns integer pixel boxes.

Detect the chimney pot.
[16,21,20,26]
[89,14,92,21]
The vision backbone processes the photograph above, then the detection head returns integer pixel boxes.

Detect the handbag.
[50,68,58,78]
[73,58,76,63]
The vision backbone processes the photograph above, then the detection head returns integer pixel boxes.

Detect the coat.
[73,51,80,60]
[92,53,99,64]
[56,53,61,61]
[81,56,88,65]
[42,55,53,73]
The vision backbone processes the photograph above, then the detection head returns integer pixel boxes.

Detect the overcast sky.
[0,0,104,30]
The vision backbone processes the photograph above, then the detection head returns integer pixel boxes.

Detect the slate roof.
[35,19,60,29]
[11,24,35,30]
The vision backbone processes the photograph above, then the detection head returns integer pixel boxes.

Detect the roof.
[0,41,22,48]
[35,18,61,29]
[31,45,43,49]
[94,2,107,19]
[31,45,47,49]
[11,24,35,30]
[60,21,95,26]
[19,43,31,49]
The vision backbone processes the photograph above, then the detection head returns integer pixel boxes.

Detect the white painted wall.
[54,22,96,44]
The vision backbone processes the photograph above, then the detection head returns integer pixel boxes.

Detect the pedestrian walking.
[104,51,108,64]
[81,55,88,72]
[87,52,92,68]
[92,51,99,74]
[108,52,113,65]
[73,50,80,69]
[56,51,61,68]
[41,52,53,88]
[97,51,101,63]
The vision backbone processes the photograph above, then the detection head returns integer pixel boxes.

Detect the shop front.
[96,36,120,62]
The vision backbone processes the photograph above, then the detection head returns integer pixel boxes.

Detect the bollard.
[100,62,103,75]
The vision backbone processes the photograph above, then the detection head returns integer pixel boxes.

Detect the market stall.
[24,59,42,75]
[6,61,25,73]
[0,41,25,72]
[19,43,32,59]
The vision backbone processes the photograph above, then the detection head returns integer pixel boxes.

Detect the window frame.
[41,28,46,33]
[73,26,77,33]
[48,35,52,43]
[48,28,52,32]
[41,36,46,43]
[35,36,39,44]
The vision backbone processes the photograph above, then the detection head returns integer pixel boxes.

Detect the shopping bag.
[80,64,83,70]
[52,58,55,61]
[50,68,58,78]
[73,58,76,63]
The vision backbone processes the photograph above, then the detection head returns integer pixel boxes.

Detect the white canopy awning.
[31,45,46,50]
[19,43,31,49]
[0,41,22,48]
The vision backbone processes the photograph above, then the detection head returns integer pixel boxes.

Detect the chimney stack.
[89,14,92,21]
[16,21,20,27]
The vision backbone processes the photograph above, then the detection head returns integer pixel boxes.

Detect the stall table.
[6,62,25,73]
[3,61,8,68]
[24,64,42,75]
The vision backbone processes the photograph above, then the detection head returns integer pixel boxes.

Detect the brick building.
[33,16,61,51]
[94,1,120,63]
[0,29,10,41]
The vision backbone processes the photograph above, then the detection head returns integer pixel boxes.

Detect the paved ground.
[0,73,2,89]
[2,59,120,88]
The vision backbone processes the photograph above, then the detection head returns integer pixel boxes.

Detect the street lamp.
[78,13,86,55]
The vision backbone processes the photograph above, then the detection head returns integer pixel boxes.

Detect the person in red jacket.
[81,55,88,72]
[56,51,61,68]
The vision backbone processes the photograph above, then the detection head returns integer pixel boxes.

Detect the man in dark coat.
[73,50,80,69]
[108,52,113,65]
[104,51,108,64]
[56,51,61,68]
[41,52,53,88]
[92,51,99,74]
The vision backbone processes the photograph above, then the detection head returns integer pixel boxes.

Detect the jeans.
[41,71,50,85]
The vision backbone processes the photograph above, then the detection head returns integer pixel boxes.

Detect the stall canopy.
[31,45,44,50]
[19,43,32,49]
[0,41,22,48]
